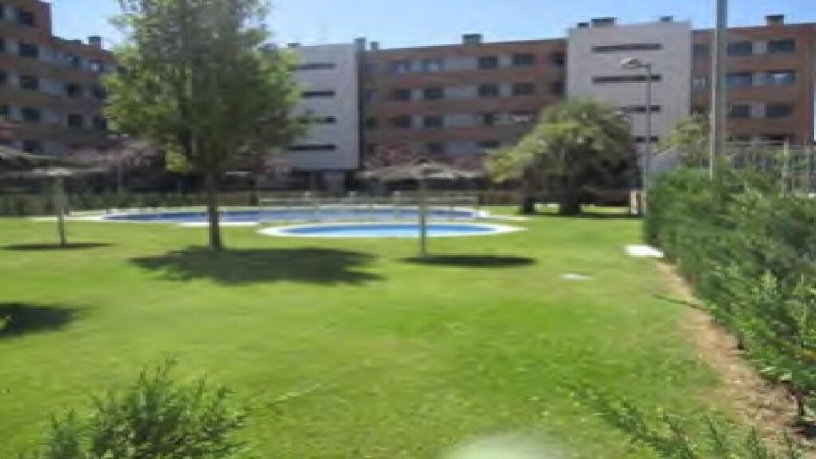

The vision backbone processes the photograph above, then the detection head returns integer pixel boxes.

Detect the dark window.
[0,104,8,119]
[21,107,41,123]
[0,38,5,54]
[296,62,336,71]
[389,88,411,101]
[727,41,753,57]
[592,43,662,53]
[65,54,81,68]
[766,103,794,118]
[423,87,444,100]
[389,60,412,74]
[726,72,753,88]
[621,105,662,114]
[65,83,82,97]
[90,85,107,100]
[423,115,443,129]
[768,39,796,54]
[692,76,707,92]
[17,10,35,26]
[421,59,443,72]
[549,52,565,67]
[549,81,565,95]
[731,135,752,144]
[288,144,337,151]
[365,117,378,129]
[634,136,660,144]
[729,104,751,118]
[20,75,39,91]
[482,113,496,126]
[512,53,536,66]
[67,114,84,129]
[692,105,708,115]
[363,90,376,104]
[478,84,499,98]
[512,82,536,96]
[761,134,791,146]
[478,56,499,69]
[312,116,336,124]
[693,43,709,57]
[92,116,107,130]
[302,90,335,98]
[593,74,662,84]
[426,142,446,155]
[764,70,796,86]
[18,42,39,59]
[0,71,7,86]
[22,140,41,153]
[389,115,412,129]
[89,60,104,73]
[478,140,500,150]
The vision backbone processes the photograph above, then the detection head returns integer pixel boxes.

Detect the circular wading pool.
[259,222,523,238]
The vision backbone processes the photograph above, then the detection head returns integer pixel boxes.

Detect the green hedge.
[646,168,816,425]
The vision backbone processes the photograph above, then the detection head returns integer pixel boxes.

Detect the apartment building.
[692,15,816,145]
[284,43,362,191]
[0,0,116,156]
[360,35,566,169]
[567,17,692,155]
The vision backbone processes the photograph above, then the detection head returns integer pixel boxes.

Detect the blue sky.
[50,0,816,48]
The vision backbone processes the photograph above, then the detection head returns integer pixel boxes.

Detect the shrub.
[30,362,249,459]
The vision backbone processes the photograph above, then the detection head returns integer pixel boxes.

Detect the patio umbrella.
[360,159,483,257]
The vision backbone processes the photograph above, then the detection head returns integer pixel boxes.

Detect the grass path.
[0,211,723,457]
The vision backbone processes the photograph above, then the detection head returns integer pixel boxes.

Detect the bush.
[646,168,816,425]
[30,362,249,459]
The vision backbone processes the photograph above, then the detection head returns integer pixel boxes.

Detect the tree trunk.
[519,175,536,215]
[559,179,582,216]
[205,170,223,250]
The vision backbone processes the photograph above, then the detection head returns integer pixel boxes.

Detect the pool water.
[103,208,478,224]
[261,223,521,238]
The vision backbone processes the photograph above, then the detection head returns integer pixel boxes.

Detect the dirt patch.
[657,262,815,456]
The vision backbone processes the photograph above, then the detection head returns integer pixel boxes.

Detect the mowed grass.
[0,210,722,457]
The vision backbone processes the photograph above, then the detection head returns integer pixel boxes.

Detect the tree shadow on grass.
[0,303,79,338]
[130,247,382,285]
[3,243,113,252]
[402,255,535,268]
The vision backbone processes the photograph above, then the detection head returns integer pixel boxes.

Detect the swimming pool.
[101,207,480,225]
[260,222,523,238]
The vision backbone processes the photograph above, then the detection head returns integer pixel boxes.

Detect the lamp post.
[621,57,655,189]
[710,0,728,178]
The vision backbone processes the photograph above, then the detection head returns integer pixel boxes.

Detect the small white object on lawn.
[626,244,664,258]
[562,273,592,281]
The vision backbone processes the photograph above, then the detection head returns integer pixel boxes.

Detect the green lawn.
[0,210,724,457]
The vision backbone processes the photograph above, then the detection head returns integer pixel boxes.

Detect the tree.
[487,100,634,215]
[105,0,305,250]
[660,113,710,167]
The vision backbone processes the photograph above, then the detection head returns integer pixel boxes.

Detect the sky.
[49,0,816,49]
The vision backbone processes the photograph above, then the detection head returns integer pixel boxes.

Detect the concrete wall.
[567,21,692,154]
[285,44,361,174]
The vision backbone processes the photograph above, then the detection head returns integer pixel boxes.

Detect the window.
[312,116,336,124]
[389,60,412,74]
[0,38,5,54]
[423,115,443,129]
[17,10,35,26]
[621,105,662,114]
[761,134,791,146]
[65,83,82,98]
[726,72,753,88]
[0,104,9,119]
[302,90,335,98]
[288,144,337,151]
[512,82,536,96]
[634,136,660,144]
[365,117,378,129]
[0,71,7,86]
[768,39,795,55]
[593,74,662,84]
[727,41,753,57]
[478,56,499,69]
[21,107,41,123]
[421,59,444,72]
[65,54,81,68]
[297,62,336,71]
[766,103,794,118]
[549,81,565,95]
[692,76,707,92]
[426,142,446,155]
[89,60,104,73]
[389,115,412,129]
[389,88,411,101]
[363,90,377,104]
[20,75,39,91]
[512,53,535,66]
[22,140,41,153]
[764,70,796,86]
[18,42,39,59]
[482,113,496,126]
[549,52,565,67]
[728,104,751,118]
[67,114,84,129]
[423,87,444,100]
[478,84,499,98]
[90,85,107,100]
[693,43,710,57]
[93,116,107,130]
[478,140,500,150]
[592,43,662,53]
